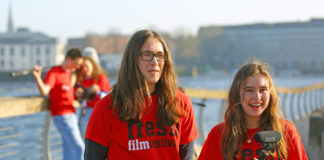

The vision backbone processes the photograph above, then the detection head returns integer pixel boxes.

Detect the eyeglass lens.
[141,51,165,61]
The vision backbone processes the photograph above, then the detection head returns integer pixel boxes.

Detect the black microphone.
[254,131,282,160]
[254,131,281,144]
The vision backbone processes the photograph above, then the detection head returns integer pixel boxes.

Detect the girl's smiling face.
[240,74,270,120]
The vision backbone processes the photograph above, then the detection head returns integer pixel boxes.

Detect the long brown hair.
[77,56,106,83]
[112,29,182,126]
[222,61,288,159]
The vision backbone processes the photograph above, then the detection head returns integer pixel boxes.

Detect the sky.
[1,0,324,43]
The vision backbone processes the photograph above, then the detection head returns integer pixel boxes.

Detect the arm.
[197,124,224,160]
[285,121,308,160]
[84,139,108,160]
[85,95,112,159]
[179,141,195,160]
[96,74,111,98]
[178,91,199,159]
[32,65,50,96]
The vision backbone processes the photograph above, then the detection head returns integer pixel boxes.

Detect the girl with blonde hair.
[198,61,308,160]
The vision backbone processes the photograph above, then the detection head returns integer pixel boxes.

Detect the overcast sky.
[1,0,324,43]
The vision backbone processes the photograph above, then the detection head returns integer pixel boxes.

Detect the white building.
[0,5,64,72]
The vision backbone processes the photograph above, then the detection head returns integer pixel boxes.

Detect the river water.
[0,75,323,159]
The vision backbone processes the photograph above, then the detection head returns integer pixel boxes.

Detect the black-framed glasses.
[140,51,166,62]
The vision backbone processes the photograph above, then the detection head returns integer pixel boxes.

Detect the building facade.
[0,28,64,71]
[0,6,64,72]
[66,34,129,54]
[198,19,324,75]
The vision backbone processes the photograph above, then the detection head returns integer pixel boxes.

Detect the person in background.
[75,56,111,138]
[84,29,199,160]
[33,48,85,160]
[198,61,308,160]
[82,47,100,65]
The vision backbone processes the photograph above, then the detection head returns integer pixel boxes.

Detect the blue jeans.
[79,108,93,138]
[53,113,85,160]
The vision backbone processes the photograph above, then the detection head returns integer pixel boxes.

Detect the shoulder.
[97,74,109,82]
[281,119,297,132]
[50,65,62,71]
[281,119,301,138]
[176,89,191,104]
[210,122,225,135]
[98,74,108,79]
[93,93,113,112]
[47,65,60,73]
[176,90,193,114]
[202,122,224,149]
[203,122,224,148]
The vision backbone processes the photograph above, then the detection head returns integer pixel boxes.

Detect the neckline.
[246,128,259,144]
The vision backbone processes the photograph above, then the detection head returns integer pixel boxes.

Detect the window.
[10,60,14,68]
[46,46,51,56]
[46,59,50,65]
[0,60,4,68]
[36,47,41,56]
[10,48,14,56]
[21,47,25,56]
[36,60,41,66]
[0,48,4,56]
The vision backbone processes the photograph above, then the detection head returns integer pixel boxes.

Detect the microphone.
[254,131,281,144]
[254,131,281,160]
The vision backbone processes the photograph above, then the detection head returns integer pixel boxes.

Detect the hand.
[90,84,100,94]
[75,87,85,99]
[32,65,43,78]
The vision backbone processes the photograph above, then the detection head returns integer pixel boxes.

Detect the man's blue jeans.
[53,113,85,160]
[79,108,93,138]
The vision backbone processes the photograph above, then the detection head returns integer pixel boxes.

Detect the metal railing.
[0,83,324,159]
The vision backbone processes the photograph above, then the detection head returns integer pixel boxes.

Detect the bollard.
[308,110,324,160]
[321,132,324,160]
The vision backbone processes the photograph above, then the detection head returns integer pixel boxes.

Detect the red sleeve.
[284,120,308,160]
[178,91,199,145]
[43,68,56,88]
[98,74,111,92]
[198,123,224,160]
[85,94,113,147]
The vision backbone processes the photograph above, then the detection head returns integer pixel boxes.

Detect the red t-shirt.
[198,120,308,160]
[85,90,199,160]
[44,66,75,116]
[81,74,111,108]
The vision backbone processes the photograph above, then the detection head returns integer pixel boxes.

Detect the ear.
[65,56,71,61]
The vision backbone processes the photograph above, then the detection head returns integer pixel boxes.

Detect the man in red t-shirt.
[33,48,85,160]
